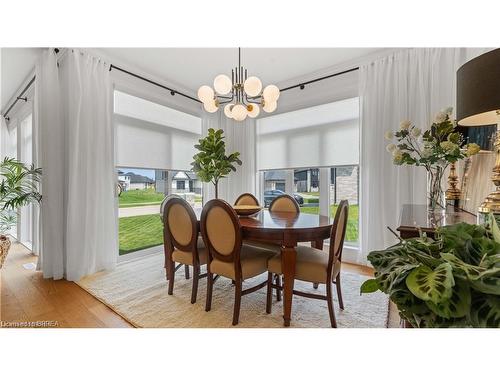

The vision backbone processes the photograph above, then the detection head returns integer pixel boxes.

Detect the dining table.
[192,208,333,327]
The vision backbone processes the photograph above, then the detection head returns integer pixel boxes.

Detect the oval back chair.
[268,194,300,213]
[163,197,207,303]
[234,193,260,206]
[160,194,181,223]
[200,199,275,325]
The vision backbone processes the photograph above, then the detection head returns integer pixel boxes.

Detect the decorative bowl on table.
[233,205,262,216]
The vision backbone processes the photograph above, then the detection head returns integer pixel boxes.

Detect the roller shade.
[114,90,201,170]
[256,97,359,170]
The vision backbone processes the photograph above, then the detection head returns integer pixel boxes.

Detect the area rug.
[77,253,389,328]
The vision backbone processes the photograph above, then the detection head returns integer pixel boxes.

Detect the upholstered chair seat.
[267,246,341,284]
[172,237,208,265]
[210,244,275,280]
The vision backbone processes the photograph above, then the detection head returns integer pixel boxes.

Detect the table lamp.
[457,48,500,214]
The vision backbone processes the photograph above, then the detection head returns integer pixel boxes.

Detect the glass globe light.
[197,85,214,103]
[203,99,219,113]
[213,74,232,95]
[231,104,248,121]
[247,104,260,118]
[224,104,234,118]
[244,76,262,97]
[263,85,280,103]
[262,100,277,113]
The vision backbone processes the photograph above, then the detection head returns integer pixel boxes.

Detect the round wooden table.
[194,209,333,327]
[240,210,332,326]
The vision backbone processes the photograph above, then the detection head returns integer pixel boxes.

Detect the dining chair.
[201,199,277,325]
[161,194,191,279]
[163,196,208,304]
[265,200,349,327]
[268,193,300,213]
[234,192,259,206]
[267,193,300,300]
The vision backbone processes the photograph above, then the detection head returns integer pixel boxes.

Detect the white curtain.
[36,49,117,280]
[358,48,491,265]
[201,111,256,204]
[35,49,64,276]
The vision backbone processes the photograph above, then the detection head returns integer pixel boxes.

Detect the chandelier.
[197,48,280,121]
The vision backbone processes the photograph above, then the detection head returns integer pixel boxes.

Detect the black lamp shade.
[457,48,500,126]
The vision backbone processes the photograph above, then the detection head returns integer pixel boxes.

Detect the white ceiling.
[1,48,43,110]
[2,47,385,112]
[98,48,384,93]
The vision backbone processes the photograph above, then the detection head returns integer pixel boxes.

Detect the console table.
[397,204,477,239]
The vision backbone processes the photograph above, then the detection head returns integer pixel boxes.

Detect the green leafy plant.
[0,157,42,234]
[360,217,500,327]
[191,128,242,199]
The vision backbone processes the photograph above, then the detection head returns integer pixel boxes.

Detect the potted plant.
[385,108,480,211]
[360,217,500,327]
[191,128,242,199]
[0,157,42,268]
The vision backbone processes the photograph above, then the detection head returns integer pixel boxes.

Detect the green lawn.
[118,204,358,255]
[119,189,164,207]
[300,204,359,243]
[119,214,163,255]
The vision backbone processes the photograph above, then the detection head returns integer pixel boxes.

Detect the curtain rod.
[2,76,36,121]
[109,64,360,104]
[279,66,359,92]
[109,65,202,103]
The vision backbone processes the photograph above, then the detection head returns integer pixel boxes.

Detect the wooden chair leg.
[336,274,344,310]
[275,274,282,301]
[205,272,213,312]
[168,262,175,295]
[191,265,199,304]
[232,279,242,326]
[266,272,273,314]
[184,264,190,279]
[326,282,337,328]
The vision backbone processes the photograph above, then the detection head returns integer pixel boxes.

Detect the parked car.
[263,190,304,207]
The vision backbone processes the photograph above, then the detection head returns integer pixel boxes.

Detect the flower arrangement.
[385,107,480,210]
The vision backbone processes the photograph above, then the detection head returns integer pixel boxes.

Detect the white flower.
[421,142,433,158]
[421,147,433,158]
[435,111,447,123]
[392,149,404,165]
[411,127,421,137]
[400,120,411,130]
[386,144,397,153]
[444,107,453,116]
[384,131,394,140]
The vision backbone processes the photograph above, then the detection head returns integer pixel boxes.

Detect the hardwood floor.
[1,241,398,328]
[1,242,131,328]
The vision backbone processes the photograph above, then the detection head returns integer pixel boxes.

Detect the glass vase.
[427,166,445,212]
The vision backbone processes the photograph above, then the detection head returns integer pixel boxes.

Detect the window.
[330,166,359,244]
[294,168,319,214]
[257,97,360,247]
[114,90,202,257]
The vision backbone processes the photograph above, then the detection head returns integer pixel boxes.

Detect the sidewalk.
[119,204,160,218]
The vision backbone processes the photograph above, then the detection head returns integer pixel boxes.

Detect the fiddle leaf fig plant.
[191,128,242,199]
[361,216,500,328]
